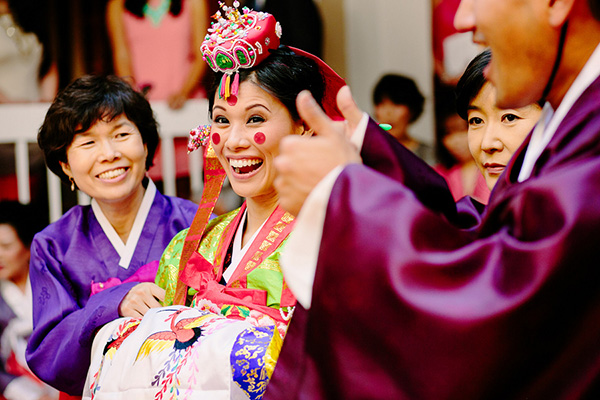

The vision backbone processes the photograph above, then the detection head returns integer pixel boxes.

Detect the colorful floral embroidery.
[89,318,140,398]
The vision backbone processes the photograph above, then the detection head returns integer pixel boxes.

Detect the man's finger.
[296,90,338,138]
[336,86,364,132]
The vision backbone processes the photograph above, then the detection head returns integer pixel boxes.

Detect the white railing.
[0,99,209,222]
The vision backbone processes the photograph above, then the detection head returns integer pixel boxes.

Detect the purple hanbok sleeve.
[25,193,197,395]
[26,236,137,394]
[360,118,483,228]
[266,78,600,399]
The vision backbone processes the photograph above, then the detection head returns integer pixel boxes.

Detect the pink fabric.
[122,2,203,181]
[123,1,198,101]
[435,163,490,204]
[90,260,159,296]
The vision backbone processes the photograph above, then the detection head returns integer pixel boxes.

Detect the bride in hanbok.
[83,4,345,399]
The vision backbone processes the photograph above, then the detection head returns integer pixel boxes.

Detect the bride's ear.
[300,122,314,137]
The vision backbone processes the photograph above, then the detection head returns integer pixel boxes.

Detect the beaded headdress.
[201,1,282,100]
[188,1,346,154]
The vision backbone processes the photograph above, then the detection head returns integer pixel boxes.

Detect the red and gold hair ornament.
[201,1,282,100]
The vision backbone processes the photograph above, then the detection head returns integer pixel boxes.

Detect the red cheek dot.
[254,132,265,144]
[212,133,221,145]
[227,95,238,106]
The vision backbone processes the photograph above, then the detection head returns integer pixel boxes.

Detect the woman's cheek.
[253,132,265,145]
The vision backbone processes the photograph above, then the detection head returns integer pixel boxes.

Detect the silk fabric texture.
[266,76,600,399]
[25,192,197,395]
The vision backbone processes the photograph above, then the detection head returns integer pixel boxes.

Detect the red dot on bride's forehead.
[212,132,221,145]
[254,132,265,144]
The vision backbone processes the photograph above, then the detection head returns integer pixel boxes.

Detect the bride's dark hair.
[208,46,325,122]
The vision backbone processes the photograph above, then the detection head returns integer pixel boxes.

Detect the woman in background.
[106,0,208,109]
[434,102,490,203]
[0,201,56,400]
[0,0,57,103]
[455,49,542,191]
[372,73,436,165]
[435,49,542,204]
[0,0,59,204]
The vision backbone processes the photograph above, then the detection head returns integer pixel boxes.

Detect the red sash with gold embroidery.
[179,204,296,324]
[173,144,226,305]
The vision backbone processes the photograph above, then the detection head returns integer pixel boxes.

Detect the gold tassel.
[225,74,231,99]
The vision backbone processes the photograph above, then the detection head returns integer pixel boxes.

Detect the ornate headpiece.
[190,1,345,154]
[201,1,282,99]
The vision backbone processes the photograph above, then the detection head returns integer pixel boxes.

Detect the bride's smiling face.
[211,80,304,203]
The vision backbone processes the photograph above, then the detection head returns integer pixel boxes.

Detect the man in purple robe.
[265,0,600,398]
[25,188,196,395]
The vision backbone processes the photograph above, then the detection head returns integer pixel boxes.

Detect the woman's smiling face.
[60,114,148,207]
[211,79,304,203]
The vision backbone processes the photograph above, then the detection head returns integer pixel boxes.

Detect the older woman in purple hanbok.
[25,75,197,397]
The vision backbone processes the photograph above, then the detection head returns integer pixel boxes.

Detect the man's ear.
[548,0,576,27]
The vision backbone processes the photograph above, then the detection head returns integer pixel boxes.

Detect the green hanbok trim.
[156,207,291,308]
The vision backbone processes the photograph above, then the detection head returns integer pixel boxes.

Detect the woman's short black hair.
[372,74,425,123]
[38,74,159,184]
[207,46,325,121]
[455,49,492,121]
[0,201,46,247]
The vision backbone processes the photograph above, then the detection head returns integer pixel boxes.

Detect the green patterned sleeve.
[156,228,189,306]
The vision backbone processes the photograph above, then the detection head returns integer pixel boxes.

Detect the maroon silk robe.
[265,76,600,399]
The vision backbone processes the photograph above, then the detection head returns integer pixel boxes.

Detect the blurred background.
[1,0,482,221]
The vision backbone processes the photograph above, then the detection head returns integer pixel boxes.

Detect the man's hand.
[118,282,165,318]
[274,86,364,216]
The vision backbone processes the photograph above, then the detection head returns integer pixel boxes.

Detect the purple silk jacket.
[266,76,600,399]
[25,191,197,395]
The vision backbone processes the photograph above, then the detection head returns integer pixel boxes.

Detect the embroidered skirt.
[83,305,282,400]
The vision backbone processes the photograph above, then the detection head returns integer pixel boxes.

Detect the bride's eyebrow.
[246,104,270,112]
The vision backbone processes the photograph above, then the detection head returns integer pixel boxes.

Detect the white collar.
[223,208,267,282]
[518,42,600,181]
[91,179,157,269]
[0,277,31,320]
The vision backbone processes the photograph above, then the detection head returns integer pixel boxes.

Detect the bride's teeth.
[229,159,262,168]
[229,158,263,174]
[99,168,126,179]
